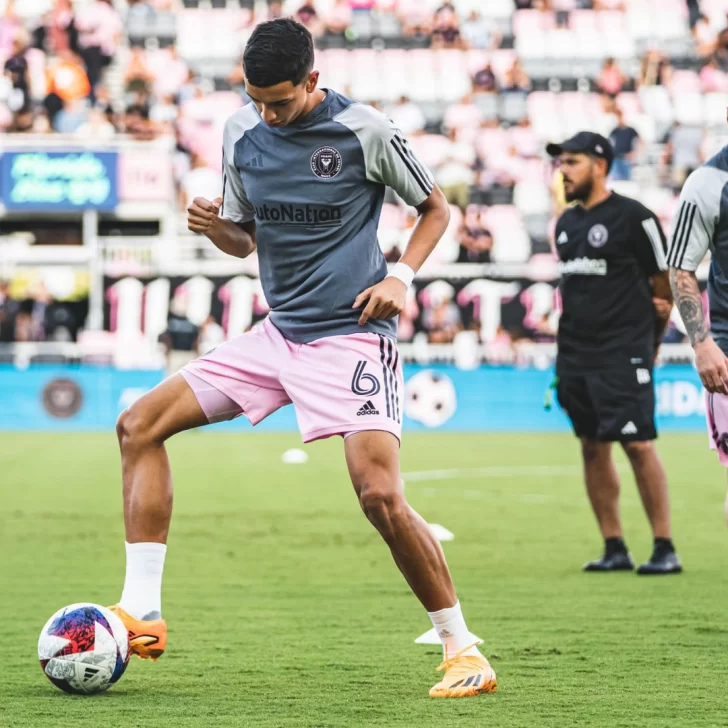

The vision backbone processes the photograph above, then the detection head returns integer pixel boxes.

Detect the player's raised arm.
[667,167,725,392]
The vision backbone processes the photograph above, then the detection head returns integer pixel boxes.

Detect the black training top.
[554,192,668,374]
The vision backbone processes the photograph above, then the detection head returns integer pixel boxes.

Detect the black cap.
[546,132,614,171]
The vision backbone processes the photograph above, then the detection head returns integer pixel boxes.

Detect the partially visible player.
[108,19,496,698]
[667,133,728,523]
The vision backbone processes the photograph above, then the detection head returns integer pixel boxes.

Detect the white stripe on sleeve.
[641,217,667,271]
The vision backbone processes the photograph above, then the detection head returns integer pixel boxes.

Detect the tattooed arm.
[670,268,728,393]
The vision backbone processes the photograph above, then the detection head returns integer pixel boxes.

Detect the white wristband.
[388,262,415,288]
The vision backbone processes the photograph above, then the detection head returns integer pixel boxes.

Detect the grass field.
[2,431,728,728]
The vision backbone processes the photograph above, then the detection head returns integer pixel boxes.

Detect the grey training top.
[667,145,728,353]
[220,89,434,343]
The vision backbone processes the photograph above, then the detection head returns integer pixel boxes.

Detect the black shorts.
[556,368,656,442]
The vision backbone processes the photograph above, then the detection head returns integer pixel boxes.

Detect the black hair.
[243,18,314,88]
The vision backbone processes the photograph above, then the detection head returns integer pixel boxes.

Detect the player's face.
[245,73,319,128]
[558,153,594,203]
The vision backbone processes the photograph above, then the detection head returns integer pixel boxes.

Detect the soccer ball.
[38,603,130,694]
[404,370,458,428]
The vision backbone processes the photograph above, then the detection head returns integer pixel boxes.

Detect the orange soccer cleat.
[108,605,167,661]
[429,643,497,698]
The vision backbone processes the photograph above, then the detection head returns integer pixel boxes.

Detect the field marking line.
[402,464,630,483]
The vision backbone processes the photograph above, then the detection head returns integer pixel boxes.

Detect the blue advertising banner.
[0,151,118,212]
[0,364,708,433]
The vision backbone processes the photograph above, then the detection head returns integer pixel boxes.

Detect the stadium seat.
[704,93,728,128]
[673,92,705,126]
[513,181,550,217]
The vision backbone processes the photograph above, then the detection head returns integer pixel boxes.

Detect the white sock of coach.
[119,541,167,620]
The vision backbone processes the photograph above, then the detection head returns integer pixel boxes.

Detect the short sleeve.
[666,166,720,272]
[632,205,668,276]
[220,111,257,224]
[220,144,255,224]
[335,103,434,207]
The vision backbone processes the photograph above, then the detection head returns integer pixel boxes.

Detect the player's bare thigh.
[117,373,209,446]
[344,430,401,498]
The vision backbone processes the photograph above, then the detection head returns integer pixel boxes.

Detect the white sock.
[119,542,167,620]
[428,601,482,658]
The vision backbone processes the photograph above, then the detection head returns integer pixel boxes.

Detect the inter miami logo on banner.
[310,146,343,179]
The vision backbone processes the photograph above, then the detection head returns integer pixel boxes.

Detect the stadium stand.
[0,0,727,361]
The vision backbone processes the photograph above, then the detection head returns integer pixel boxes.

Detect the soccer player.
[547,132,682,575]
[109,19,496,698]
[667,139,728,522]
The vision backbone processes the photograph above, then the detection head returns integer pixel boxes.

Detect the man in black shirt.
[547,132,681,575]
[609,109,640,181]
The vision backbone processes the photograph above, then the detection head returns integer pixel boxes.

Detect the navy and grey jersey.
[220,89,434,344]
[667,145,728,354]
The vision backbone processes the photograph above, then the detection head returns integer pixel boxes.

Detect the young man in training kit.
[548,132,682,575]
[108,19,497,698]
[667,137,728,521]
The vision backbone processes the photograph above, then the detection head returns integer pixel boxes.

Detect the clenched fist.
[187,197,222,235]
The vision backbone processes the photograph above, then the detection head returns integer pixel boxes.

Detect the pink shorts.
[180,318,403,443]
[706,391,728,467]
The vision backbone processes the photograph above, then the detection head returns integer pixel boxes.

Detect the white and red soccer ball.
[38,603,129,695]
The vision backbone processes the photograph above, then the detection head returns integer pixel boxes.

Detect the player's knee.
[358,481,408,536]
[116,403,161,453]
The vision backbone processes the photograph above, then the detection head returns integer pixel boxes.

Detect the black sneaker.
[637,550,683,575]
[583,550,635,572]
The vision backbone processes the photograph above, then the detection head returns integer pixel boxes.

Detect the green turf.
[2,432,728,728]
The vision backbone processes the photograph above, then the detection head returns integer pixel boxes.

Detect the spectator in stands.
[461,10,501,50]
[436,128,476,210]
[609,108,640,181]
[32,0,76,57]
[388,95,425,136]
[75,0,122,101]
[0,280,19,343]
[152,44,189,99]
[268,1,285,21]
[472,63,498,95]
[662,121,704,192]
[503,58,531,93]
[431,2,465,50]
[75,105,115,139]
[180,152,223,211]
[324,0,352,37]
[4,28,33,132]
[124,46,154,94]
[597,57,625,97]
[638,48,672,87]
[700,56,728,92]
[150,93,178,129]
[32,109,53,133]
[198,315,226,355]
[692,13,717,58]
[423,288,463,344]
[716,14,728,67]
[124,90,154,139]
[457,218,493,264]
[44,49,91,126]
[159,297,199,374]
[0,0,21,59]
[295,1,325,39]
[399,1,432,38]
[54,97,89,134]
[594,0,625,8]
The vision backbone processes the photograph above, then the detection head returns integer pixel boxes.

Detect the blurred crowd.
[1,0,723,347]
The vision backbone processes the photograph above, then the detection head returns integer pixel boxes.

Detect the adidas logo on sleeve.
[357,400,380,416]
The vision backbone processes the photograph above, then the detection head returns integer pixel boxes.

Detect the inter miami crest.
[587,223,609,248]
[311,146,343,179]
